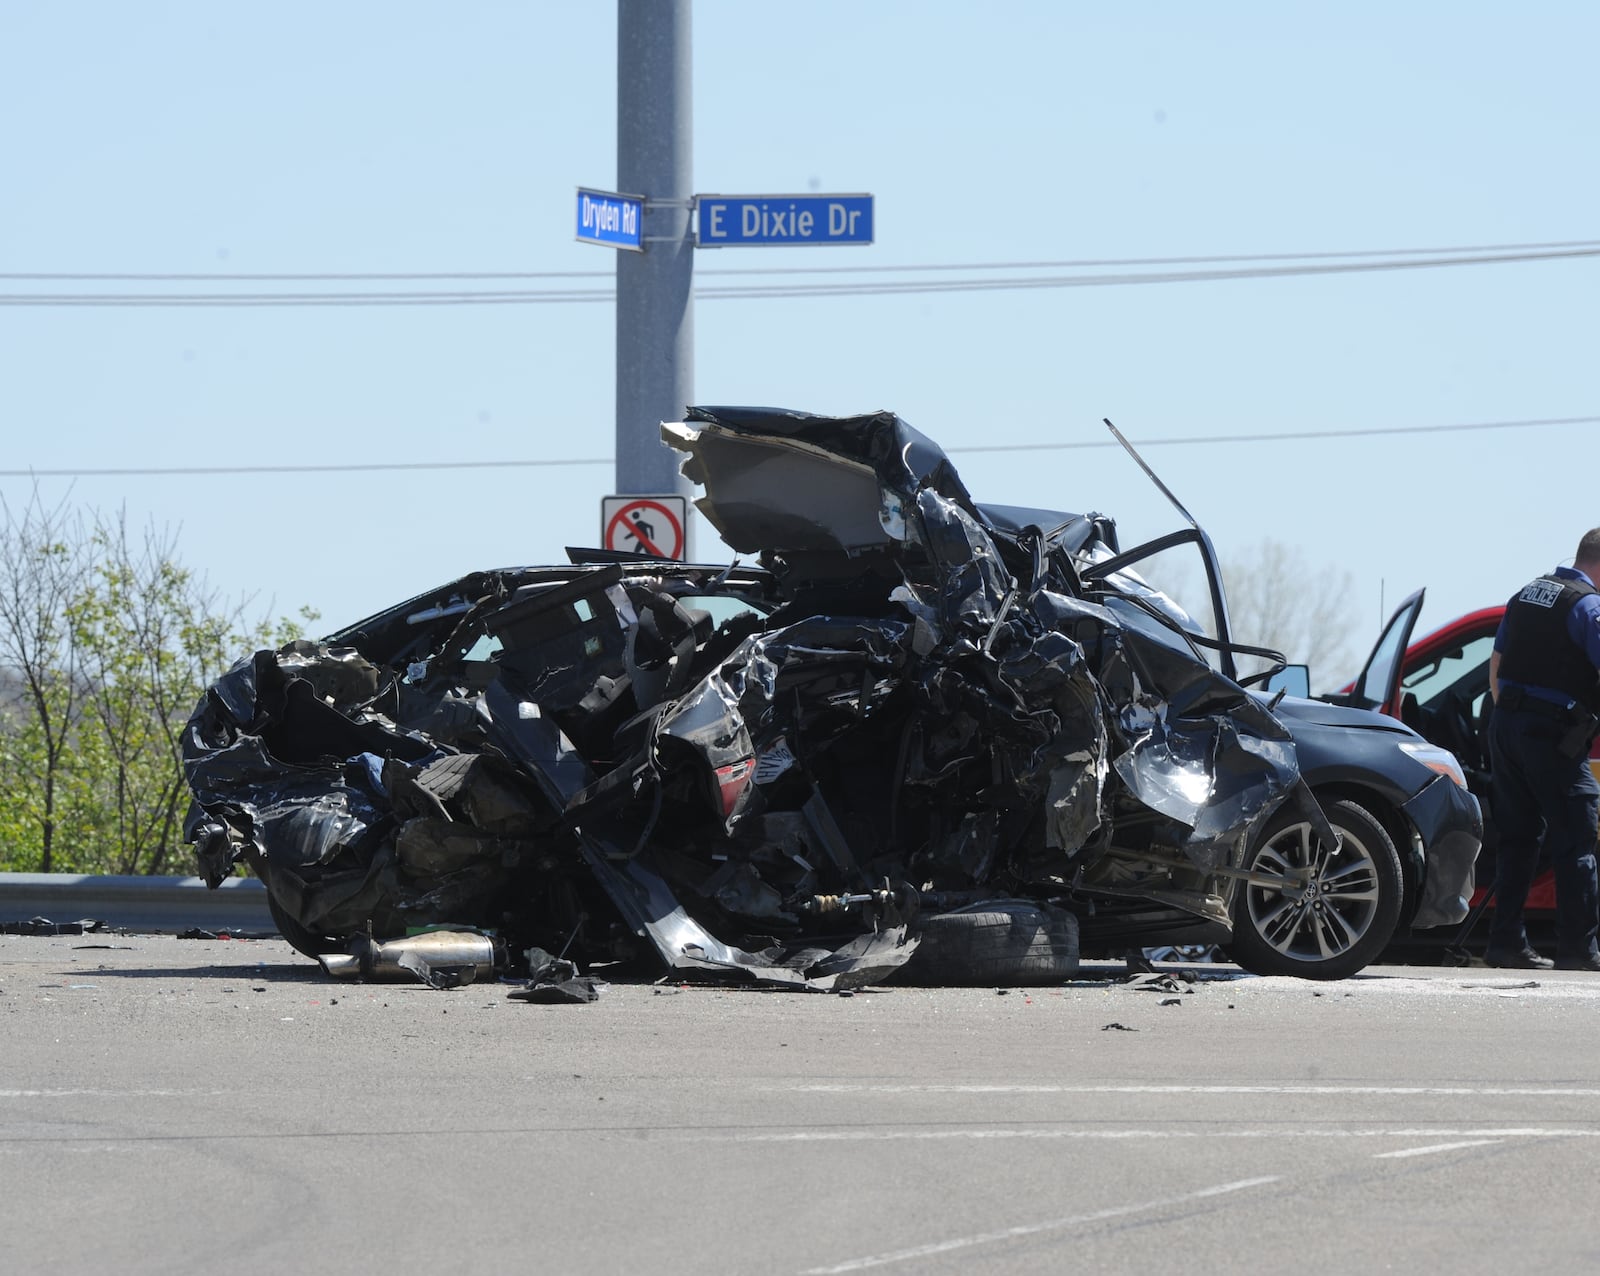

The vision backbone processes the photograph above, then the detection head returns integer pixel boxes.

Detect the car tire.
[895,902,1080,986]
[1227,797,1403,981]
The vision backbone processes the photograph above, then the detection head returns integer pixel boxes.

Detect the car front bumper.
[1402,773,1483,930]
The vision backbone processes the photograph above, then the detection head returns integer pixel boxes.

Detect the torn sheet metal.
[508,947,605,1002]
[183,405,1476,987]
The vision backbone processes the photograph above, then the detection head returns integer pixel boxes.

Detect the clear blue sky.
[3,2,1595,684]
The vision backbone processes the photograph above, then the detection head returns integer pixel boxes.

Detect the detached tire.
[1227,797,1403,981]
[896,902,1080,986]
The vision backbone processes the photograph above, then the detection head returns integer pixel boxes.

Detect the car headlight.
[1398,740,1468,788]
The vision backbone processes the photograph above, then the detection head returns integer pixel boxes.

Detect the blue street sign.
[576,188,644,251]
[695,194,873,248]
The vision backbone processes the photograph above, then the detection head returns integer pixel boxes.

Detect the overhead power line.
[2,415,1591,479]
[1,243,1596,307]
[944,414,1600,454]
[4,237,1598,281]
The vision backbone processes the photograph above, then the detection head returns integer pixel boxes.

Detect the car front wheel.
[1227,797,1403,981]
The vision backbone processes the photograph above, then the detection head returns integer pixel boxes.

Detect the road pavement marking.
[797,1176,1281,1274]
[1374,1139,1503,1159]
[0,1089,216,1099]
[786,1083,1600,1097]
[694,1126,1593,1145]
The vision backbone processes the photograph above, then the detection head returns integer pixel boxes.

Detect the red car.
[1336,590,1600,940]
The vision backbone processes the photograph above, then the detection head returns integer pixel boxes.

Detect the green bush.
[0,490,312,874]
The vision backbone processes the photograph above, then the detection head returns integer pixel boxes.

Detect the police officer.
[1484,528,1600,969]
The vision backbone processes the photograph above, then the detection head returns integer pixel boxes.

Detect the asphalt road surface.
[5,934,1600,1274]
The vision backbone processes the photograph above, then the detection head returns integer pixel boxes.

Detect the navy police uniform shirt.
[1494,565,1600,708]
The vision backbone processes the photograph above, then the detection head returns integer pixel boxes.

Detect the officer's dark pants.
[1487,705,1600,959]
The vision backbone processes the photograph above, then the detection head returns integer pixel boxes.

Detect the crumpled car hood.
[663,405,973,558]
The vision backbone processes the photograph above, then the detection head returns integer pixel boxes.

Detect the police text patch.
[1519,580,1564,608]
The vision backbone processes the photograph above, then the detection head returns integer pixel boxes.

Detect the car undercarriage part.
[318,926,500,987]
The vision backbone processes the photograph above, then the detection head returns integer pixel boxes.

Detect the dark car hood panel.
[1266,693,1419,736]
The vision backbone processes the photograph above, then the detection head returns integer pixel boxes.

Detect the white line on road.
[1373,1140,1503,1159]
[797,1176,1281,1274]
[0,1089,216,1099]
[691,1126,1593,1145]
[786,1083,1600,1097]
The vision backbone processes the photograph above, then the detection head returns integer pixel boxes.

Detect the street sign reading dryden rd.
[601,494,688,561]
[696,194,873,247]
[576,188,645,251]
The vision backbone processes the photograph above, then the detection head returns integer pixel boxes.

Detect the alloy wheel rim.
[1245,820,1381,961]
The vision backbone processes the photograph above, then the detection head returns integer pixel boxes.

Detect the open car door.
[1334,588,1427,718]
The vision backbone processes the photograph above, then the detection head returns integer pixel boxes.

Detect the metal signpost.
[580,3,876,558]
[695,194,874,247]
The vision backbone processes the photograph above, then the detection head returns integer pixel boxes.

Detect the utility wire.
[710,245,1600,299]
[944,415,1600,454]
[3,244,1596,306]
[5,237,1599,281]
[3,415,1591,479]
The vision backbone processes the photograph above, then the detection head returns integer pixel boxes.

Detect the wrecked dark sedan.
[183,408,1479,986]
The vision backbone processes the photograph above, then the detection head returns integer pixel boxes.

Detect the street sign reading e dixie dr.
[696,194,873,247]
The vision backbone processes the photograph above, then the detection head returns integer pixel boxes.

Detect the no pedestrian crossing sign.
[601,494,688,560]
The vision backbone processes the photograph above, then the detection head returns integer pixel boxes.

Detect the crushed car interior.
[183,408,1480,989]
